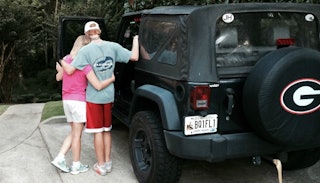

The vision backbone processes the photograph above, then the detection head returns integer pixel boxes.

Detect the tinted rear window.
[215,12,319,77]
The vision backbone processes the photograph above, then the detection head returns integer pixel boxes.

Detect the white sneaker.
[93,163,107,176]
[51,158,70,173]
[70,163,89,175]
[104,161,112,173]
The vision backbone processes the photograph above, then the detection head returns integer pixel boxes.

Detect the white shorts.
[63,100,86,123]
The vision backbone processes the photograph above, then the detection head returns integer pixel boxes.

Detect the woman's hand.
[56,62,63,73]
[111,73,115,82]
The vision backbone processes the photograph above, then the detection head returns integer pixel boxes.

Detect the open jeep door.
[58,16,107,59]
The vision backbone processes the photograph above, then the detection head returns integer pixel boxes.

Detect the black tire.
[283,148,320,170]
[243,47,320,146]
[129,111,182,183]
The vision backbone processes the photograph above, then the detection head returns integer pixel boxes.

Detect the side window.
[140,20,177,65]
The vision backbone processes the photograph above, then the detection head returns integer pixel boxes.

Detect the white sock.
[55,153,65,161]
[73,161,80,168]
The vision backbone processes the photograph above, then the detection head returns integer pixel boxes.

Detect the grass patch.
[41,100,64,121]
[0,104,10,115]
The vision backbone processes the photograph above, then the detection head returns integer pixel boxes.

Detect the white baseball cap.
[84,21,101,33]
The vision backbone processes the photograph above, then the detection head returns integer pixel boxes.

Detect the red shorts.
[85,102,112,133]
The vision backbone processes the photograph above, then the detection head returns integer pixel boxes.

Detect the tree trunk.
[0,42,15,102]
[0,42,15,84]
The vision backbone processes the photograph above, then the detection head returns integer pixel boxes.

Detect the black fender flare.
[130,84,181,130]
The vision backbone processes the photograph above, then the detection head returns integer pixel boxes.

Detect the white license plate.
[184,114,218,136]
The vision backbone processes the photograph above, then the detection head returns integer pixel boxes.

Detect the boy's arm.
[56,62,63,81]
[86,71,115,91]
[130,35,139,61]
[60,59,77,75]
[140,45,151,60]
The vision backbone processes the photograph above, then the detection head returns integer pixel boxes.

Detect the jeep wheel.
[283,148,320,170]
[243,47,320,146]
[129,111,182,183]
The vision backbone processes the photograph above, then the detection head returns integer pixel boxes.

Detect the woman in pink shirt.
[52,35,114,174]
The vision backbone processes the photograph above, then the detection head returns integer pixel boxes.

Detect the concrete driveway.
[1,103,320,183]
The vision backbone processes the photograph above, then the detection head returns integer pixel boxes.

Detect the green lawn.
[0,101,64,121]
[0,104,10,115]
[40,100,64,121]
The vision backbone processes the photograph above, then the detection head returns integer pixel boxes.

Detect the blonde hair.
[70,35,90,59]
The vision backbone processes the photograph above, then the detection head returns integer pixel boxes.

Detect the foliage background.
[0,0,318,103]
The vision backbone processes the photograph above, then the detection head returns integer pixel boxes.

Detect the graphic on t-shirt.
[94,56,113,72]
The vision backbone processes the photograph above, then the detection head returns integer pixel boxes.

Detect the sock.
[73,161,80,168]
[56,153,65,161]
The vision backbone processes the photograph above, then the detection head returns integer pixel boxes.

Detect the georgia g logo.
[280,78,320,115]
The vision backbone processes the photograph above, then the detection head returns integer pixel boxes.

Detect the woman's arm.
[60,59,77,75]
[56,62,63,81]
[130,35,139,61]
[86,71,115,91]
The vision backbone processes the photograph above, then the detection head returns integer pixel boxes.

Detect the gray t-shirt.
[72,41,131,104]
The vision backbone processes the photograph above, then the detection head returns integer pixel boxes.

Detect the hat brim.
[85,28,101,33]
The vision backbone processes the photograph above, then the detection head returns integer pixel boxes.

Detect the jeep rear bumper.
[164,131,286,162]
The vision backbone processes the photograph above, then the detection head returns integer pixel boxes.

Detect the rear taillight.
[190,86,210,110]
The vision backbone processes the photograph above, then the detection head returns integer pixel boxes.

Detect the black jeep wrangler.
[59,3,320,183]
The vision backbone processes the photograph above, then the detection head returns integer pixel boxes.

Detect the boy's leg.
[86,102,108,175]
[103,103,112,173]
[93,133,108,176]
[94,132,105,165]
[86,102,106,165]
[103,131,112,162]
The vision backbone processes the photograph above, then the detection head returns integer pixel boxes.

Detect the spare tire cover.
[243,47,320,146]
